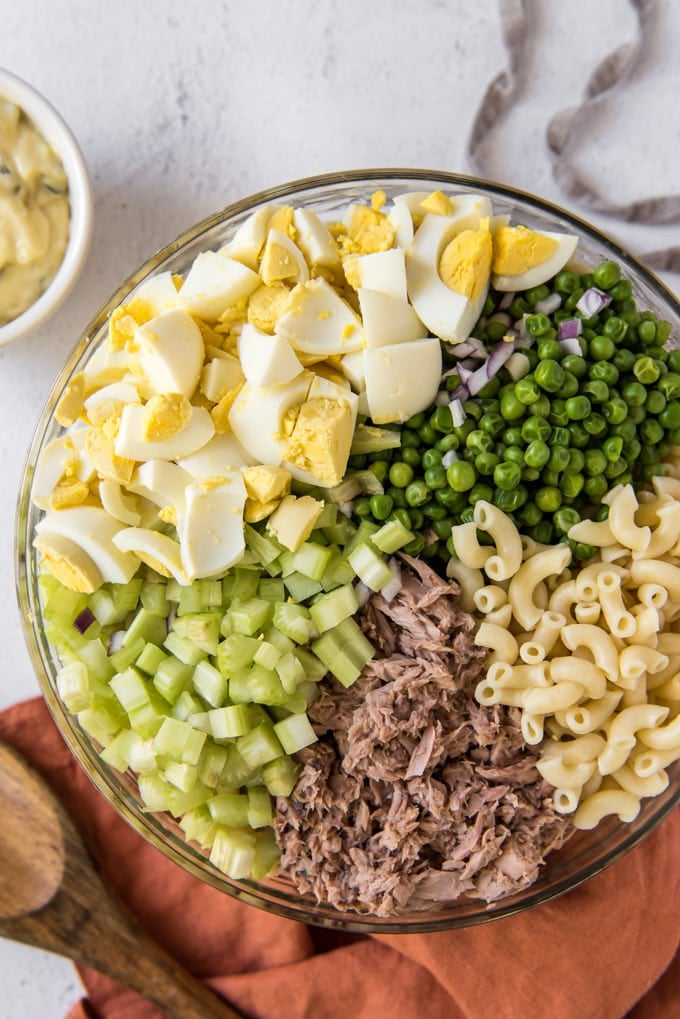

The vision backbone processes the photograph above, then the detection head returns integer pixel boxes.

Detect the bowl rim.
[0,67,93,348]
[15,168,680,932]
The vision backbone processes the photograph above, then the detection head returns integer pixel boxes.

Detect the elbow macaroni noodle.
[459,486,680,831]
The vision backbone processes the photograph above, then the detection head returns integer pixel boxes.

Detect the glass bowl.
[15,170,680,933]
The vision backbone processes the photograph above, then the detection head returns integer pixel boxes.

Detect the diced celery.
[326,476,362,506]
[89,587,126,626]
[292,647,328,683]
[216,633,260,676]
[309,584,359,633]
[319,548,357,592]
[154,717,206,764]
[140,579,170,617]
[167,781,211,817]
[227,667,254,704]
[199,579,224,609]
[273,713,318,754]
[271,690,308,716]
[191,659,227,707]
[253,640,282,671]
[164,761,198,793]
[344,518,380,558]
[207,792,250,827]
[210,828,256,880]
[221,743,260,786]
[172,690,204,721]
[247,704,271,728]
[135,643,168,676]
[283,572,323,602]
[165,579,183,602]
[187,710,213,734]
[276,549,296,578]
[179,805,218,848]
[228,597,273,636]
[172,613,221,655]
[298,680,321,709]
[122,607,168,648]
[128,736,157,774]
[350,422,402,455]
[45,620,88,656]
[334,615,376,663]
[347,542,394,591]
[237,721,284,769]
[177,584,205,616]
[257,577,285,603]
[198,742,229,788]
[323,518,358,546]
[139,774,175,812]
[251,829,281,879]
[73,638,115,684]
[222,567,259,603]
[261,626,295,655]
[275,652,306,695]
[292,541,333,581]
[43,584,88,625]
[153,656,193,705]
[262,755,301,797]
[244,524,284,566]
[183,727,208,766]
[371,518,414,554]
[311,630,363,687]
[77,705,121,745]
[246,665,289,707]
[163,631,207,666]
[110,667,150,712]
[313,501,338,529]
[99,728,142,772]
[272,602,318,644]
[56,661,92,713]
[247,786,273,829]
[209,704,252,740]
[128,689,171,739]
[109,635,146,673]
[110,579,143,616]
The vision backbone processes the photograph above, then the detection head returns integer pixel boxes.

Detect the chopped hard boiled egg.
[292,208,340,269]
[354,248,408,302]
[33,533,103,593]
[238,323,303,388]
[132,310,205,399]
[491,225,578,291]
[364,337,442,424]
[284,397,354,488]
[259,229,309,287]
[35,506,139,584]
[112,528,188,584]
[220,204,281,270]
[179,474,247,580]
[179,251,260,321]
[228,371,312,466]
[275,277,364,356]
[266,494,324,552]
[358,289,427,348]
[115,404,215,461]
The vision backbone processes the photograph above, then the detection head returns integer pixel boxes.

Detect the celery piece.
[298,680,321,709]
[177,584,205,616]
[247,786,273,829]
[153,717,205,762]
[128,736,157,774]
[292,541,333,581]
[172,690,204,721]
[344,518,380,558]
[128,689,171,739]
[99,729,142,773]
[227,667,254,704]
[273,713,318,755]
[275,652,306,695]
[192,659,228,707]
[179,805,218,848]
[312,501,338,530]
[109,635,146,673]
[164,761,198,793]
[45,620,87,656]
[247,703,271,728]
[198,742,229,788]
[207,792,250,827]
[309,584,359,633]
[139,774,175,812]
[220,743,260,787]
[187,710,213,734]
[183,727,208,766]
[261,755,301,797]
[228,597,273,636]
[246,665,289,707]
[163,631,207,667]
[311,631,362,688]
[283,571,323,602]
[75,638,115,685]
[251,829,281,879]
[77,705,122,746]
[244,523,284,567]
[110,579,144,616]
[253,640,282,671]
[326,476,362,506]
[216,633,260,676]
[262,557,283,578]
[257,577,286,603]
[237,721,284,769]
[89,588,126,626]
[167,781,211,817]
[210,828,256,880]
[56,661,92,713]
[272,602,318,645]
[348,542,394,592]
[172,612,221,655]
[209,704,252,740]
[261,626,295,655]
[292,647,328,683]
[350,422,402,456]
[110,667,150,712]
[199,579,224,609]
[43,584,88,626]
[322,518,357,546]
[222,567,259,603]
[135,643,168,677]
[276,549,296,578]
[282,690,308,715]
[140,579,170,617]
[122,607,168,648]
[165,578,182,602]
[333,616,376,665]
[319,548,357,592]
[372,518,414,554]
[153,656,193,705]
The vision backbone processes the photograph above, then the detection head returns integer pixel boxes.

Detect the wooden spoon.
[0,740,244,1019]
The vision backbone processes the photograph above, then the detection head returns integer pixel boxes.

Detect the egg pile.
[32,190,578,592]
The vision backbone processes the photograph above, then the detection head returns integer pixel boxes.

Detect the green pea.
[401,447,421,468]
[354,496,372,517]
[573,541,598,561]
[667,351,680,373]
[405,412,426,430]
[561,472,584,500]
[567,422,590,448]
[603,436,624,462]
[368,460,390,484]
[540,468,560,487]
[659,401,680,430]
[633,356,660,385]
[527,313,552,336]
[468,482,494,505]
[550,425,570,446]
[593,261,621,290]
[389,462,415,488]
[350,453,368,469]
[645,390,666,415]
[589,361,619,385]
[656,321,672,345]
[515,376,541,405]
[582,380,609,403]
[549,400,569,428]
[401,430,421,449]
[388,486,407,509]
[430,405,454,433]
[640,444,659,466]
[641,463,666,483]
[405,480,432,506]
[622,438,642,462]
[548,445,570,472]
[526,284,551,307]
[392,508,412,530]
[435,488,466,511]
[611,419,637,442]
[504,446,525,466]
[554,506,581,534]
[554,270,581,293]
[475,451,501,476]
[561,354,588,378]
[602,315,628,343]
[432,517,454,540]
[627,404,646,425]
[638,319,657,344]
[424,466,447,490]
[436,433,460,453]
[556,372,579,399]
[369,494,394,520]
[422,448,443,470]
[486,320,508,342]
[510,295,531,319]
[502,427,524,446]
[537,339,564,360]
[659,440,672,458]
[580,272,596,290]
[641,418,664,444]
[604,458,629,479]
[565,395,591,421]
[565,449,585,474]
[466,429,494,455]
[500,390,527,421]
[446,461,476,492]
[479,412,505,437]
[525,439,551,469]
[531,393,551,418]
[522,466,541,482]
[659,373,680,400]
[493,461,522,491]
[531,521,555,544]
[589,335,615,361]
[459,507,475,524]
[623,381,647,407]
[403,534,426,556]
[536,486,562,512]
[585,475,608,501]
[565,288,585,311]
[522,415,552,442]
[613,348,636,372]
[419,423,438,445]
[494,485,528,512]
[535,359,566,393]
[409,508,425,529]
[519,500,542,527]
[423,501,448,520]
[602,398,628,424]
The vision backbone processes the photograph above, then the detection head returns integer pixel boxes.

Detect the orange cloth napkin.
[1,696,678,1019]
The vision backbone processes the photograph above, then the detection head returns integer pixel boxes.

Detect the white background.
[1,1,678,1015]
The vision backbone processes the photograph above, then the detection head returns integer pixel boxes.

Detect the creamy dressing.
[0,99,70,325]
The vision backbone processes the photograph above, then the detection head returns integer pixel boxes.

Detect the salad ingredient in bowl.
[18,172,680,931]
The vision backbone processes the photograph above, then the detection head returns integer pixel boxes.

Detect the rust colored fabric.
[1,697,678,1019]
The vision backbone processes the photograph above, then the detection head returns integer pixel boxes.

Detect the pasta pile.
[448,480,680,831]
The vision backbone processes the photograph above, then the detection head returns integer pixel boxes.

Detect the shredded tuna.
[274,555,572,917]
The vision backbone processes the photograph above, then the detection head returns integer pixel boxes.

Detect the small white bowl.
[0,68,93,348]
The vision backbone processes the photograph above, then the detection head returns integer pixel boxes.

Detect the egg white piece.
[179,251,260,320]
[219,204,281,270]
[130,272,181,316]
[35,506,139,584]
[113,528,189,585]
[133,309,204,399]
[238,322,303,388]
[82,343,130,389]
[115,404,215,462]
[280,375,360,486]
[177,432,257,477]
[338,349,367,392]
[259,229,309,286]
[355,248,408,302]
[358,288,428,349]
[99,480,142,526]
[127,460,194,524]
[275,277,364,355]
[491,230,579,291]
[292,208,340,269]
[228,372,312,466]
[200,354,245,404]
[179,474,247,580]
[364,337,442,424]
[31,431,95,510]
[83,381,141,416]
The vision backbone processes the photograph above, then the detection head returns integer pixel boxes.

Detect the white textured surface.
[0,1,678,1015]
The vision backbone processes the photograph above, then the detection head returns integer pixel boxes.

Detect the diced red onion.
[534,293,562,315]
[74,607,95,634]
[449,383,469,402]
[576,287,611,317]
[557,318,583,340]
[560,337,583,356]
[466,362,491,397]
[449,337,487,360]
[455,364,473,385]
[449,398,466,427]
[486,338,517,376]
[442,449,459,468]
[380,558,403,603]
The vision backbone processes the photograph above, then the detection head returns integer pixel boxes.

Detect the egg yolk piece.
[438,223,492,301]
[284,397,353,487]
[492,225,559,276]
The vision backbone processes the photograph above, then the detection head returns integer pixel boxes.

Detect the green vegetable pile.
[348,260,676,563]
